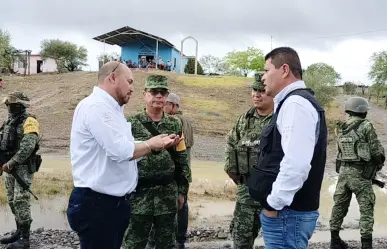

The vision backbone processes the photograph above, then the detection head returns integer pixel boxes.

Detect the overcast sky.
[2,0,387,85]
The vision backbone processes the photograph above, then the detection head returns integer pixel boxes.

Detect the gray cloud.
[2,0,387,50]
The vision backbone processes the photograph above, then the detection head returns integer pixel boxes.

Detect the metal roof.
[92,26,176,48]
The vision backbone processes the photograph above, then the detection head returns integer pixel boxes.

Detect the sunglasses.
[147,89,169,96]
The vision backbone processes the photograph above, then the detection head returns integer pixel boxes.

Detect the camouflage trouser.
[123,212,176,249]
[231,202,262,249]
[329,172,375,238]
[3,165,33,225]
[186,147,192,168]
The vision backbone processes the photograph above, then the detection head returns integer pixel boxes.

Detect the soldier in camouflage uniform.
[224,73,274,249]
[146,92,193,249]
[0,91,41,249]
[329,97,385,249]
[123,75,191,249]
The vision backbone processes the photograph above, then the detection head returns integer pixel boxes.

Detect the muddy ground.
[1,94,387,248]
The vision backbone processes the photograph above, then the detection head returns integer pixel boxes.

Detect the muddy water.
[1,173,387,243]
[0,195,70,234]
[1,179,387,235]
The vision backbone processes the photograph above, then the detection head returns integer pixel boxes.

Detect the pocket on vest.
[247,167,277,202]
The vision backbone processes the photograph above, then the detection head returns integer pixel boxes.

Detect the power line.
[311,28,387,40]
[271,27,387,46]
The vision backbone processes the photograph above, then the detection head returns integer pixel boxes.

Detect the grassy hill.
[0,71,256,153]
[0,70,341,154]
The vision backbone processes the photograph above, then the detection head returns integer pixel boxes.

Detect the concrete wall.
[120,38,187,73]
[13,55,57,75]
[171,48,188,73]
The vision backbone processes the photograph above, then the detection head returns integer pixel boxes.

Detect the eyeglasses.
[148,89,169,96]
[111,61,120,74]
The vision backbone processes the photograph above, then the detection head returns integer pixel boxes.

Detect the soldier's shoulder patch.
[176,133,186,152]
[23,117,40,135]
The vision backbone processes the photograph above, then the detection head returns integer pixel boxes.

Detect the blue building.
[93,26,188,73]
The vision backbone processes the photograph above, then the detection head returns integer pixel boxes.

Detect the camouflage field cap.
[145,74,169,90]
[2,91,30,107]
[251,72,265,91]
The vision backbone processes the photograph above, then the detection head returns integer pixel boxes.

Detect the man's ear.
[282,64,291,79]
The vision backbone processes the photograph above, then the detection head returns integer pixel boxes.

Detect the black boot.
[5,222,30,249]
[0,220,21,244]
[330,230,349,249]
[361,236,372,249]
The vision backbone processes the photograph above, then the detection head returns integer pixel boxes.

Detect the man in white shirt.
[246,47,327,249]
[66,61,179,249]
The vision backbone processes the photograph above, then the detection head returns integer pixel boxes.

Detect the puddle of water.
[1,177,386,242]
[318,178,387,229]
[0,195,70,234]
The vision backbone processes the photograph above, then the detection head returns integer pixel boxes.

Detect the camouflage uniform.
[0,91,41,249]
[225,73,272,249]
[123,75,191,249]
[147,110,193,249]
[329,97,385,249]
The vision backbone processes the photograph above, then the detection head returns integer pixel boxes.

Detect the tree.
[303,62,340,107]
[368,51,387,85]
[184,58,204,75]
[199,55,223,74]
[97,52,120,63]
[40,39,88,73]
[223,47,265,77]
[342,81,357,95]
[368,51,387,108]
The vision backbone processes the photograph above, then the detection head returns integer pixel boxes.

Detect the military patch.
[176,132,186,152]
[24,117,40,135]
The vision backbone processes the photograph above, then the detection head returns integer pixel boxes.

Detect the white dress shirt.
[267,81,319,210]
[70,86,138,197]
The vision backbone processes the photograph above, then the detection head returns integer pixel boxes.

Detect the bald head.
[98,61,127,83]
[97,61,134,106]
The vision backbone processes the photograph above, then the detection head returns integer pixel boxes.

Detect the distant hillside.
[0,71,255,154]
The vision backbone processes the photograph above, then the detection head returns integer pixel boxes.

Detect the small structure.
[13,54,57,75]
[92,26,189,73]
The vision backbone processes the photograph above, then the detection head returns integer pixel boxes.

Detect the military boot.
[144,241,155,249]
[361,236,372,249]
[176,242,185,249]
[5,222,30,249]
[330,230,349,249]
[0,220,21,244]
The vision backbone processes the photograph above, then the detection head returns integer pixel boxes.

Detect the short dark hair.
[265,47,302,79]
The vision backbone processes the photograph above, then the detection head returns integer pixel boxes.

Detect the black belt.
[75,187,132,201]
[137,174,175,188]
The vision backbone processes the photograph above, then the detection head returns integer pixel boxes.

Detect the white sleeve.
[267,96,318,210]
[85,103,135,162]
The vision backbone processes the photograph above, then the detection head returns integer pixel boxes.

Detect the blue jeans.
[260,208,319,249]
[66,187,131,249]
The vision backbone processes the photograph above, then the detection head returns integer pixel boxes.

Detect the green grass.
[183,98,231,113]
[176,75,251,88]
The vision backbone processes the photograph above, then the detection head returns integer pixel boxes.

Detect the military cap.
[251,72,265,91]
[166,92,180,105]
[145,74,169,90]
[2,91,30,107]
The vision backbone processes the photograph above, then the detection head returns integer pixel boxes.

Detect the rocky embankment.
[1,227,387,249]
